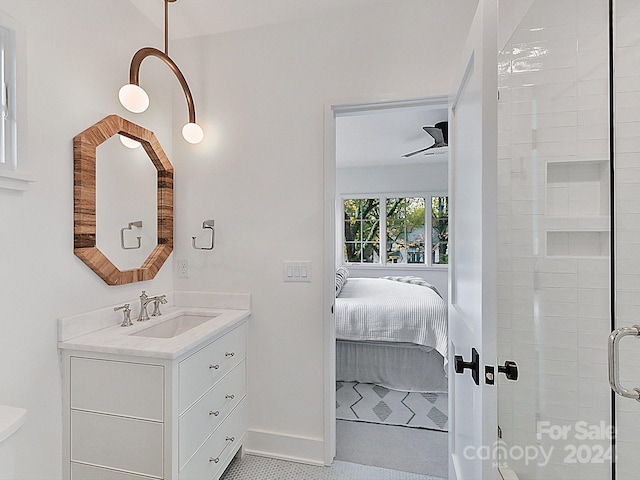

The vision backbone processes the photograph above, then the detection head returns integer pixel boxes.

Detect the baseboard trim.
[245,428,325,466]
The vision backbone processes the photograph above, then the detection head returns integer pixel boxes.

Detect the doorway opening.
[327,97,450,478]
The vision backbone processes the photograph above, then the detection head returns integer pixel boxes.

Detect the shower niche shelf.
[546,230,609,258]
[545,160,609,217]
[544,159,610,258]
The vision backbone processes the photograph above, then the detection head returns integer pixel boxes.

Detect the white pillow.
[335,266,350,296]
[382,275,441,297]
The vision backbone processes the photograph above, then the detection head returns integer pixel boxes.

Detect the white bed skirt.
[336,339,447,393]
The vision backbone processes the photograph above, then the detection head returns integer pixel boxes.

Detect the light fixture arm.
[119,0,202,144]
[128,47,196,124]
[164,0,170,55]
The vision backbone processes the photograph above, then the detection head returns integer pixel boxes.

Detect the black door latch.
[454,348,480,385]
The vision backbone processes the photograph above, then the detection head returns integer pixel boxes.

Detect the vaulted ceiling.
[129,0,419,39]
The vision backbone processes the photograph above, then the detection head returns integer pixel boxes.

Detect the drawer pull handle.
[209,364,220,370]
[209,410,220,416]
[225,394,235,400]
[225,352,235,358]
[209,437,235,464]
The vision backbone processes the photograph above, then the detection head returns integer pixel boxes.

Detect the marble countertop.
[58,291,250,359]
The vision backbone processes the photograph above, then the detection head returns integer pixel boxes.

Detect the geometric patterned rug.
[336,382,448,432]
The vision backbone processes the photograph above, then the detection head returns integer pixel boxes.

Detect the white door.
[448,1,499,478]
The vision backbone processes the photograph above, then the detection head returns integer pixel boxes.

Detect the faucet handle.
[114,303,132,327]
[150,295,167,317]
[137,291,151,322]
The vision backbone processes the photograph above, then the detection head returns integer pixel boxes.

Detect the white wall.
[0,1,476,476]
[172,0,474,463]
[336,162,449,301]
[337,162,448,193]
[0,2,174,478]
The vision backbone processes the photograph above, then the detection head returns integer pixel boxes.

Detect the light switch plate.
[283,261,311,282]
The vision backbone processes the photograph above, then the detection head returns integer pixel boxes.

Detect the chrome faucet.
[150,294,167,317]
[114,303,132,327]
[137,291,167,321]
[138,291,150,321]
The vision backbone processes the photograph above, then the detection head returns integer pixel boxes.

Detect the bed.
[335,269,448,393]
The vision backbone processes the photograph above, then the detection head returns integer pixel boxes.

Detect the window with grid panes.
[342,195,448,266]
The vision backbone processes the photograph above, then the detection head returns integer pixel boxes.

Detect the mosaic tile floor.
[220,454,445,480]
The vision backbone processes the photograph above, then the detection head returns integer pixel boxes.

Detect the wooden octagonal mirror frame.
[74,114,173,285]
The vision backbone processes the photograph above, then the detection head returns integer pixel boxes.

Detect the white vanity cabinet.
[61,320,247,480]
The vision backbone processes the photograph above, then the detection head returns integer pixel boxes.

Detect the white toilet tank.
[0,405,26,480]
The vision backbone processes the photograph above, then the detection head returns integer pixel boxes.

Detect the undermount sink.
[131,314,219,338]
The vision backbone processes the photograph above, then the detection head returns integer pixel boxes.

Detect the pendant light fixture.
[119,0,203,144]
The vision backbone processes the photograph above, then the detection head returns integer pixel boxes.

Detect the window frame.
[342,197,382,264]
[340,191,448,269]
[0,12,30,192]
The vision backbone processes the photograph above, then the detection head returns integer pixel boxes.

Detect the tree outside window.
[343,195,448,267]
[431,196,448,264]
[386,197,425,264]
[343,198,380,263]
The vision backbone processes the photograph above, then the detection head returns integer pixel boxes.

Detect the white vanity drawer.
[179,360,246,469]
[71,357,164,421]
[71,462,155,480]
[71,410,164,478]
[179,401,246,480]
[179,323,246,413]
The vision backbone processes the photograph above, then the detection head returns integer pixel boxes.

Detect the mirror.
[74,115,173,285]
[95,135,157,271]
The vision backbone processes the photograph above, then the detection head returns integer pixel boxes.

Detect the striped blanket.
[335,277,448,365]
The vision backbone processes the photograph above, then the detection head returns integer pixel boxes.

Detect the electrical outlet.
[177,259,189,278]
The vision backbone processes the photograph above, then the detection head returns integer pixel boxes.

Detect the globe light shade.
[119,135,141,149]
[182,122,204,144]
[118,83,149,113]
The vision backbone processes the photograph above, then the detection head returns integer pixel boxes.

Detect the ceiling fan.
[402,121,448,157]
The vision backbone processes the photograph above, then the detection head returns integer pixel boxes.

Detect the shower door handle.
[608,325,640,401]
[498,361,518,381]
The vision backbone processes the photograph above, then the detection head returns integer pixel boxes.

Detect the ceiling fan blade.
[435,121,448,144]
[402,122,449,158]
[402,146,433,157]
[423,126,445,146]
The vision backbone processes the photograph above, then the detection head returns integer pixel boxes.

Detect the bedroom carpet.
[336,420,448,478]
[336,381,448,432]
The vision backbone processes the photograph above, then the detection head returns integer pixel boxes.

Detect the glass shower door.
[611,1,640,479]
[497,0,613,478]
